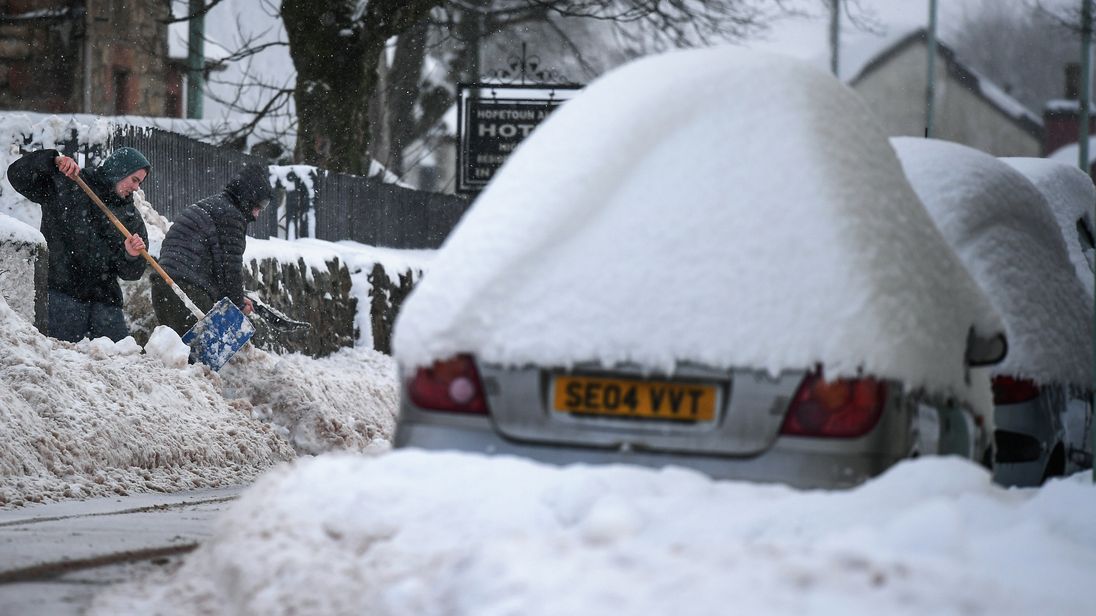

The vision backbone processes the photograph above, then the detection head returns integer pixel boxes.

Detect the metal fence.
[22,125,469,249]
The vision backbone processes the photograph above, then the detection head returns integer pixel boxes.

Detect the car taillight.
[780,372,887,438]
[991,376,1039,405]
[408,354,488,414]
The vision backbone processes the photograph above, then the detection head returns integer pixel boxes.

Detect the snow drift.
[88,451,1096,615]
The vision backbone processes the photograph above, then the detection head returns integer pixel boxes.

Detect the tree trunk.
[282,0,382,174]
[385,20,429,176]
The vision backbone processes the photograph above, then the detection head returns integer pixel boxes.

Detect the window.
[113,68,131,114]
[1076,217,1096,273]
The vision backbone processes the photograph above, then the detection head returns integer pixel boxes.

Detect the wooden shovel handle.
[71,173,178,288]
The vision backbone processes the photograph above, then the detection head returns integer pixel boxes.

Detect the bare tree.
[176,1,857,177]
[279,0,818,176]
[953,1,1079,113]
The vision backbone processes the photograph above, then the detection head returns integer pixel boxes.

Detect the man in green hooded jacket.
[7,147,150,342]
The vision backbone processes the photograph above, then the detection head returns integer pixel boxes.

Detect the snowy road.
[0,486,244,616]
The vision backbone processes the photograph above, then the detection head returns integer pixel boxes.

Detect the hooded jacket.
[158,164,272,307]
[6,147,150,306]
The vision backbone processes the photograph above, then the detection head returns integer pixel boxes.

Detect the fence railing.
[18,124,469,249]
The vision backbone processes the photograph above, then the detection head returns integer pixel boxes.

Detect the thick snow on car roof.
[394,47,1001,411]
[893,139,1091,389]
[1000,157,1096,298]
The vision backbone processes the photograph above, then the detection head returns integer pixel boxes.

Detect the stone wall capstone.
[0,237,47,333]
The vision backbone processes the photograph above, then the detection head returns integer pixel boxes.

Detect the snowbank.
[0,272,400,507]
[88,451,1096,615]
[393,47,1002,417]
[217,346,399,456]
[0,292,296,507]
[893,138,1092,389]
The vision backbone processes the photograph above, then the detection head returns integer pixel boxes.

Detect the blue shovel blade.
[181,298,255,371]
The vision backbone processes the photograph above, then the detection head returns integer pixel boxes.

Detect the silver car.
[993,157,1096,485]
[893,140,1094,487]
[393,49,1004,489]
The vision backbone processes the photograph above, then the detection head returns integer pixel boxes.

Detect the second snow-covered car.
[999,157,1094,484]
[893,139,1093,486]
[392,48,1005,488]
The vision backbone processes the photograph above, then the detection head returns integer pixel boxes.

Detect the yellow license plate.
[552,375,718,421]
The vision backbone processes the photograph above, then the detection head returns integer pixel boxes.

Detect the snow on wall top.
[893,138,1091,388]
[0,213,44,245]
[1049,137,1096,167]
[1045,99,1096,113]
[1000,157,1096,298]
[393,47,1002,412]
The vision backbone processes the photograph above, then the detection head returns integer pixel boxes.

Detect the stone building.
[0,0,186,117]
[841,28,1043,158]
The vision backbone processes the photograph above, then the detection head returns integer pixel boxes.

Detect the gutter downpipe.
[186,0,204,119]
[829,0,840,76]
[925,0,938,138]
[1082,0,1095,483]
[82,0,92,112]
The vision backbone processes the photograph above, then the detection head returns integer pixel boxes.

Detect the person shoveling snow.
[151,163,274,369]
[6,147,150,343]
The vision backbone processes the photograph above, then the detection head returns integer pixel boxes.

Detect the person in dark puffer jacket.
[152,163,272,336]
[6,147,150,342]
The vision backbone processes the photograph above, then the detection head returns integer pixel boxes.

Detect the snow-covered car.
[391,48,1005,489]
[998,157,1094,483]
[893,139,1093,486]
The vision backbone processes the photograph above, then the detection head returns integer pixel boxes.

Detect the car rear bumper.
[394,414,905,490]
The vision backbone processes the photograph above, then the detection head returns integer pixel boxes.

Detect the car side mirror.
[966,327,1007,367]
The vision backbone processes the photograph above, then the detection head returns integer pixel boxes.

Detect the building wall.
[0,0,172,116]
[0,2,80,112]
[1044,110,1096,157]
[852,42,1041,157]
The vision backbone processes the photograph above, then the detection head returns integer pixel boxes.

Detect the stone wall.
[0,237,47,331]
[367,263,420,355]
[105,252,421,360]
[122,255,404,359]
[242,256,358,357]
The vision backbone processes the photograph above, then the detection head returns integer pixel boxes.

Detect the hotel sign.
[456,85,580,196]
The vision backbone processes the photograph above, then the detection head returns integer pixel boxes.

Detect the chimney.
[1066,62,1081,100]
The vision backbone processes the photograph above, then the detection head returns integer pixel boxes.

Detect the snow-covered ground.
[87,451,1096,615]
[0,284,398,507]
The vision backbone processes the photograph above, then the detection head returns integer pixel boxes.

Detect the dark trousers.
[150,276,215,336]
[47,289,129,343]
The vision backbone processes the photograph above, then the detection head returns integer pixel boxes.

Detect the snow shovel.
[72,175,254,370]
[245,291,311,333]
